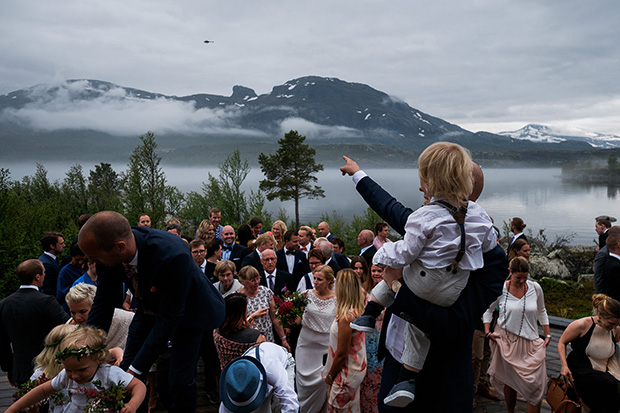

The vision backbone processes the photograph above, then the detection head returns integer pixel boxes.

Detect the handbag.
[546,374,582,413]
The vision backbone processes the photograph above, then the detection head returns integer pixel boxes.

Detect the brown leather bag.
[546,375,582,413]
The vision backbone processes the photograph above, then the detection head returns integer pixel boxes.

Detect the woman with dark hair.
[558,294,620,411]
[373,222,391,250]
[237,223,255,249]
[204,239,222,282]
[484,257,550,413]
[507,238,530,261]
[213,293,266,369]
[350,256,372,294]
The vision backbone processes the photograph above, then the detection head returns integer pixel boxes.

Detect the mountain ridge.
[1,76,615,166]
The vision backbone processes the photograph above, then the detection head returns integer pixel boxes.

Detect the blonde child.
[350,142,497,407]
[7,326,145,413]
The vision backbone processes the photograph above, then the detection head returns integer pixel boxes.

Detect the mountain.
[0,76,600,165]
[499,124,620,149]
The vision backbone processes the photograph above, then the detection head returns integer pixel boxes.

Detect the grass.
[539,278,596,319]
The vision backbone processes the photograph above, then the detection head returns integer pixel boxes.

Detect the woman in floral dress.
[324,269,367,412]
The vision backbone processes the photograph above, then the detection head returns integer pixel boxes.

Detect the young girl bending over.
[350,142,497,407]
[7,326,146,413]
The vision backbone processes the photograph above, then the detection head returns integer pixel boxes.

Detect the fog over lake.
[4,162,618,247]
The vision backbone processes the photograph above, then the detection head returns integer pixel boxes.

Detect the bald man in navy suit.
[80,211,225,412]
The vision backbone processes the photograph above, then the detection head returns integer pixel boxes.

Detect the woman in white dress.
[295,265,337,413]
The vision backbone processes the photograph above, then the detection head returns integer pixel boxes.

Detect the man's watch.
[390,280,402,293]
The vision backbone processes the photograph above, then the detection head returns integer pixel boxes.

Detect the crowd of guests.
[2,143,620,412]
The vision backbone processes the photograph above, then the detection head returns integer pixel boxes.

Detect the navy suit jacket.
[594,245,609,293]
[241,250,264,273]
[88,227,225,374]
[0,287,69,384]
[260,269,295,297]
[601,254,620,301]
[38,253,61,296]
[360,245,377,266]
[506,233,528,255]
[333,253,350,269]
[355,174,507,411]
[276,248,310,287]
[224,243,249,272]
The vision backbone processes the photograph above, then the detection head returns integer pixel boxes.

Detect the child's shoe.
[383,378,416,407]
[350,314,377,333]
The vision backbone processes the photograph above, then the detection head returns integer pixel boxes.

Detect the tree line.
[0,130,383,298]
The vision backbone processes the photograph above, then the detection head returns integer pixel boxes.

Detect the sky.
[1,0,619,135]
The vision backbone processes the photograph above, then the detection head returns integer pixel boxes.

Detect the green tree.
[61,164,88,217]
[192,149,269,227]
[122,131,179,226]
[88,162,123,212]
[258,130,324,228]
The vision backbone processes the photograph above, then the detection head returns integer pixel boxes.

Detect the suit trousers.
[121,311,205,412]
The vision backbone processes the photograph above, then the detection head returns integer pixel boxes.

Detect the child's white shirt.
[50,364,134,413]
[373,200,497,271]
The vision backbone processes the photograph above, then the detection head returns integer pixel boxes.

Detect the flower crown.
[55,345,106,364]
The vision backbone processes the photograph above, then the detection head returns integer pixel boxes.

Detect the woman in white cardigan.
[483,257,551,413]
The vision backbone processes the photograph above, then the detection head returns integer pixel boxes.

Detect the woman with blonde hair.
[271,220,288,251]
[558,294,620,411]
[296,264,337,412]
[324,269,367,412]
[196,219,215,243]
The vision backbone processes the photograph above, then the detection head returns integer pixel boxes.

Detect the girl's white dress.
[50,364,134,413]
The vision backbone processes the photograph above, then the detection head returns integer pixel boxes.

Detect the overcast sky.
[1,0,619,134]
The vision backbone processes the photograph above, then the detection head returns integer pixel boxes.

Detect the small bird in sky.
[204,40,214,44]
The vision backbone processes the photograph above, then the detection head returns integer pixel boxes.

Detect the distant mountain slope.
[0,76,604,164]
[500,124,620,149]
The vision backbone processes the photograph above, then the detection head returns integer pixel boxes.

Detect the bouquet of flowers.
[80,380,127,413]
[17,375,69,407]
[274,288,309,328]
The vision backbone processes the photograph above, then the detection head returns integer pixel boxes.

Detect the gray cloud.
[1,0,619,134]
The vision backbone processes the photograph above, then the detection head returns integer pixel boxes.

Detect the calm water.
[4,162,618,246]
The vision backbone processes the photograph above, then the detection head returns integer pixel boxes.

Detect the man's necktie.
[268,275,275,291]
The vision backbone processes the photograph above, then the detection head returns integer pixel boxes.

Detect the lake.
[3,162,618,246]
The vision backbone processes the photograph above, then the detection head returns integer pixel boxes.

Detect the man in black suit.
[80,211,225,412]
[38,231,66,296]
[241,233,276,273]
[341,156,506,412]
[314,237,341,274]
[276,230,311,287]
[596,216,612,251]
[0,259,70,386]
[358,229,378,264]
[601,227,620,301]
[259,249,294,296]
[318,221,335,241]
[506,217,528,255]
[221,225,249,272]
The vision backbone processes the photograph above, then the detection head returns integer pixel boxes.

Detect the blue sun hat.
[220,346,267,412]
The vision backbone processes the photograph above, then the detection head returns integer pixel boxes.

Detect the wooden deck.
[0,318,571,412]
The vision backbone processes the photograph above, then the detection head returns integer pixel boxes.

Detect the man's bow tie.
[223,246,232,251]
[285,250,296,255]
[299,246,307,251]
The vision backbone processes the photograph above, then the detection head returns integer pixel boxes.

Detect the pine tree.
[258,130,324,228]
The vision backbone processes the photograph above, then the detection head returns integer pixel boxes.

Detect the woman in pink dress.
[324,269,367,412]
